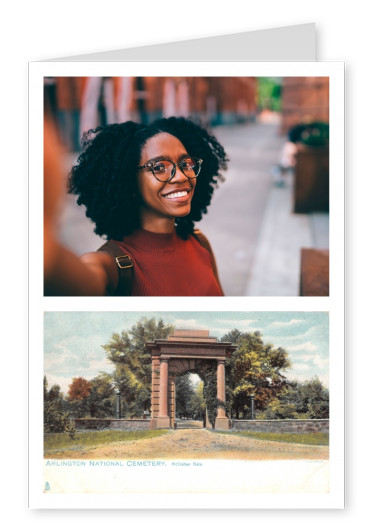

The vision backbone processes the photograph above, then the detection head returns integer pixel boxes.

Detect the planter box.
[294,143,329,213]
[300,248,329,296]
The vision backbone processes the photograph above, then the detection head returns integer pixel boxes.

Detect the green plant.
[65,419,77,440]
[300,122,329,147]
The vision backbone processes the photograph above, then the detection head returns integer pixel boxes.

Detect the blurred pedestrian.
[55,77,83,152]
[271,125,299,186]
[79,77,103,138]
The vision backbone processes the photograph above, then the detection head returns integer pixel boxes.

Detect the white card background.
[5,0,372,526]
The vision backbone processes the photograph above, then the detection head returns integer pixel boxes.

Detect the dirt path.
[45,429,329,461]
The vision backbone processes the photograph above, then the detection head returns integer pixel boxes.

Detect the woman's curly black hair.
[68,116,228,240]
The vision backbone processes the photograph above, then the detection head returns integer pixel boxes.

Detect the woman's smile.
[162,187,192,200]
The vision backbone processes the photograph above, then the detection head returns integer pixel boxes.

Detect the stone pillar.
[149,357,159,429]
[115,390,121,419]
[154,358,171,429]
[215,360,230,430]
[250,394,255,420]
[170,377,176,428]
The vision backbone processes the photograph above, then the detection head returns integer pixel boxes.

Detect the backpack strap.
[193,229,224,295]
[97,241,133,296]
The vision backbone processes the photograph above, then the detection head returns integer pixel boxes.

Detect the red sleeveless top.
[114,229,223,296]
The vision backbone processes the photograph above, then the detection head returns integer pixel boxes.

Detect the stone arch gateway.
[146,330,237,430]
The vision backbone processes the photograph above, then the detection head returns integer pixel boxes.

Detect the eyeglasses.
[138,156,203,182]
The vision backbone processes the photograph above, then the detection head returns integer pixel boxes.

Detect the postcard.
[29,61,344,509]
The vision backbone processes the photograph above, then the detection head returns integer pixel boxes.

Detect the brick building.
[280,77,329,135]
[126,76,258,125]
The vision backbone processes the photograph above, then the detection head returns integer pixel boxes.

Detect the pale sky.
[44,311,329,393]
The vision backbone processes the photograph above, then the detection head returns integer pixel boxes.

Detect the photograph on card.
[43,76,329,297]
[43,311,329,494]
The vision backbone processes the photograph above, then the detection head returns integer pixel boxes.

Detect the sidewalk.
[245,174,329,296]
[199,121,284,296]
[199,121,329,296]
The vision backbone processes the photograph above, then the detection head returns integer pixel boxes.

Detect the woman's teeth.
[164,191,188,199]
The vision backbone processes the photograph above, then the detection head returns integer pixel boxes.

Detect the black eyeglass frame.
[138,156,203,182]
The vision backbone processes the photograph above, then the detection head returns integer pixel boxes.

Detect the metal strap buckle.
[115,255,133,269]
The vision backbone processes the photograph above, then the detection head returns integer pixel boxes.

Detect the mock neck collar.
[121,227,178,252]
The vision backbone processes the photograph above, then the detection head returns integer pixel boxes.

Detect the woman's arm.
[44,232,118,296]
[44,117,118,296]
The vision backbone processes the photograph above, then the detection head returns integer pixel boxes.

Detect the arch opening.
[175,371,206,429]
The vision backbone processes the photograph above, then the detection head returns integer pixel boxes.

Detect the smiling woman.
[44,117,228,296]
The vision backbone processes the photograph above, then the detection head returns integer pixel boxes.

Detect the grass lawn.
[227,431,329,446]
[44,430,169,454]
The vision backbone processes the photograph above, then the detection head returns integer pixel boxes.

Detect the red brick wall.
[281,77,329,135]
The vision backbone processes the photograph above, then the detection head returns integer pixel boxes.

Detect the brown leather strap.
[97,241,133,296]
[193,229,224,295]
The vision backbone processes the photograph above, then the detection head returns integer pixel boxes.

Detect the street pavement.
[58,120,329,296]
[199,121,329,296]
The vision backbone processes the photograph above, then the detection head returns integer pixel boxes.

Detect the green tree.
[221,330,291,419]
[261,377,329,419]
[63,373,116,419]
[175,373,195,419]
[188,381,206,420]
[87,372,115,418]
[43,376,74,433]
[201,362,220,427]
[103,317,174,417]
[261,397,299,420]
[293,377,329,418]
[221,329,243,344]
[257,77,282,111]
